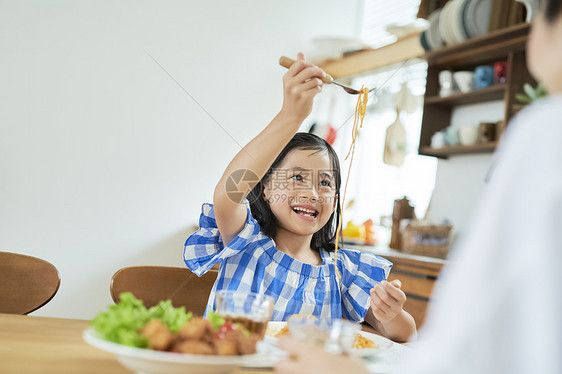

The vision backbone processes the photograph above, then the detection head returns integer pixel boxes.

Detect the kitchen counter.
[344,242,448,329]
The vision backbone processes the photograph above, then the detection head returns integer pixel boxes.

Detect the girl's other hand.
[370,279,407,323]
[279,52,326,123]
[275,336,369,374]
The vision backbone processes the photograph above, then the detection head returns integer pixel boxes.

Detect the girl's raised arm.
[213,53,326,246]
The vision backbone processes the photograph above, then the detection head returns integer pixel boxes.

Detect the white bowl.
[453,71,475,92]
[83,328,262,374]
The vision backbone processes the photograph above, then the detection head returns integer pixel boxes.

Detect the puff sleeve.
[183,201,261,276]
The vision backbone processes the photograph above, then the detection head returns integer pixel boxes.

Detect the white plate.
[451,0,469,43]
[426,9,443,50]
[263,322,393,358]
[83,328,263,374]
[445,0,458,44]
[438,1,455,45]
[445,0,461,45]
[465,0,492,38]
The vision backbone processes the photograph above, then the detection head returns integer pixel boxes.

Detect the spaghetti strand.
[334,87,369,278]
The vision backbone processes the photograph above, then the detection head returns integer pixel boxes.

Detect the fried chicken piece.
[172,340,215,355]
[214,339,238,355]
[219,329,258,355]
[177,318,213,342]
[141,319,173,351]
[236,333,258,355]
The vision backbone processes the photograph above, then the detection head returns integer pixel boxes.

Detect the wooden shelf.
[420,142,498,158]
[425,84,507,106]
[424,23,530,68]
[317,33,425,79]
[419,23,535,158]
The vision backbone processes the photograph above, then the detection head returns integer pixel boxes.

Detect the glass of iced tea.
[214,290,274,340]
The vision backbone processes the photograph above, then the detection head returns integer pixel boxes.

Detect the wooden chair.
[110,265,219,316]
[0,251,61,314]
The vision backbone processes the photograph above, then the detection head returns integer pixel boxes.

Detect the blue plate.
[420,30,431,51]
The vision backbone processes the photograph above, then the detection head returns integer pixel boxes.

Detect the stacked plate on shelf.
[420,0,493,51]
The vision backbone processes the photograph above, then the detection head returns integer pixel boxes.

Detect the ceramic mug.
[453,71,475,93]
[494,61,508,84]
[431,131,445,148]
[475,66,494,89]
[444,127,459,146]
[439,70,454,97]
[459,125,479,145]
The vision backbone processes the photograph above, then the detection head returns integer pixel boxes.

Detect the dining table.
[0,313,413,374]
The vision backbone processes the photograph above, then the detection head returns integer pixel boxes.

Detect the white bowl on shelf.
[453,71,475,92]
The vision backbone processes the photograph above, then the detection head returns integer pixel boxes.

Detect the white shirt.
[399,95,562,373]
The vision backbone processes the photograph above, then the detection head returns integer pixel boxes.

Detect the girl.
[184,53,416,342]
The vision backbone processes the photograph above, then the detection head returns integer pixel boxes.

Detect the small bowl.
[453,71,475,93]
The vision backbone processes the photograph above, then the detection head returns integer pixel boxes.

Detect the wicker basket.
[400,223,452,258]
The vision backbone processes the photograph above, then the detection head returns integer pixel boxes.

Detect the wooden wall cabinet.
[419,23,536,158]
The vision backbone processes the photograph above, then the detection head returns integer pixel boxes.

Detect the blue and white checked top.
[183,202,392,322]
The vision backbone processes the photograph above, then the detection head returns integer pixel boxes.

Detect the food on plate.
[353,334,378,349]
[265,313,379,350]
[274,325,290,337]
[90,292,259,355]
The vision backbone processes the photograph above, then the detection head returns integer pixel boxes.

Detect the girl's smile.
[291,203,319,221]
[263,148,337,237]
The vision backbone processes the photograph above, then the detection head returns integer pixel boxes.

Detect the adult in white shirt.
[275,1,562,373]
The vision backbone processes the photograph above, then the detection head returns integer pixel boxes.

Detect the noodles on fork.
[334,87,369,278]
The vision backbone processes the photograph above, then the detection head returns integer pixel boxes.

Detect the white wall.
[425,100,504,243]
[0,0,362,319]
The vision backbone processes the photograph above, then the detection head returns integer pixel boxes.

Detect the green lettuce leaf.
[90,292,192,347]
[207,310,225,331]
[147,300,192,332]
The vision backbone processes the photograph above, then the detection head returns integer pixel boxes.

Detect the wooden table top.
[0,313,272,374]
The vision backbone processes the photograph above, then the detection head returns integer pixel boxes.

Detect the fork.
[279,56,371,95]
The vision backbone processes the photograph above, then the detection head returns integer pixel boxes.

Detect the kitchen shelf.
[317,32,425,79]
[419,22,535,159]
[424,23,530,68]
[424,84,507,106]
[420,142,498,157]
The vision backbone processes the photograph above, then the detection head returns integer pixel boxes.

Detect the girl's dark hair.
[247,132,342,252]
[544,0,562,23]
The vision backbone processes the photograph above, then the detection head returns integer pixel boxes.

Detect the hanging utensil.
[383,108,407,167]
[279,56,372,95]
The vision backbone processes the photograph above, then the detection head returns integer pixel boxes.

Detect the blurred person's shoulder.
[497,95,562,163]
[506,95,562,140]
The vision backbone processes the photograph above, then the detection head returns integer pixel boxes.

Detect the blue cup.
[475,66,494,89]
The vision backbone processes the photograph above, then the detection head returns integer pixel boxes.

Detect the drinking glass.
[214,290,274,339]
[287,317,360,354]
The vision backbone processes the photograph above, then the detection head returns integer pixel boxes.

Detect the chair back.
[110,266,218,316]
[0,251,61,314]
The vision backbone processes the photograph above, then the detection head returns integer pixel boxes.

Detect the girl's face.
[263,148,338,238]
[528,9,562,92]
